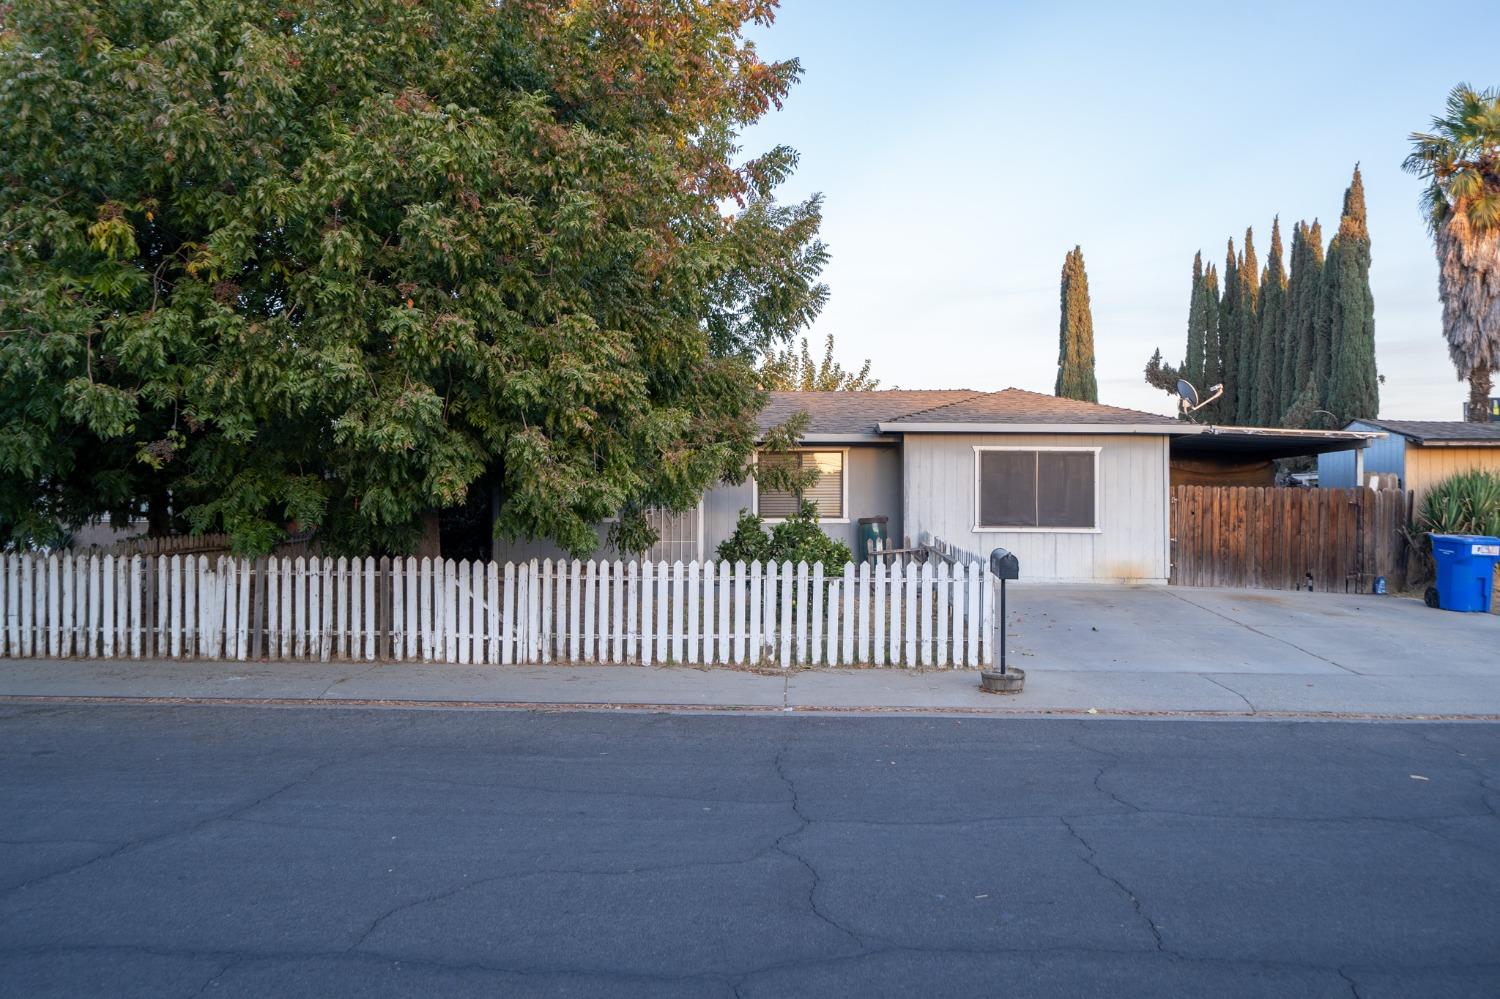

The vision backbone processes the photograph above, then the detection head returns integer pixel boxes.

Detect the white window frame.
[752,447,851,524]
[972,445,1102,534]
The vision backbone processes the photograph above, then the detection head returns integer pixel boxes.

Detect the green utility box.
[857,516,890,561]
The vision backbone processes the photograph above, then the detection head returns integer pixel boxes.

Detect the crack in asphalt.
[0,748,382,917]
[769,748,869,952]
[1058,817,1167,954]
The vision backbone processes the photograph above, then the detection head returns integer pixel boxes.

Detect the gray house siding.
[705,443,902,556]
[1319,421,1404,488]
[899,432,1172,583]
[494,443,902,564]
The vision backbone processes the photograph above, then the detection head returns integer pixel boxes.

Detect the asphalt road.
[1,705,1498,998]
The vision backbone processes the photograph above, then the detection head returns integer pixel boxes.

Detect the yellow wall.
[1406,446,1500,508]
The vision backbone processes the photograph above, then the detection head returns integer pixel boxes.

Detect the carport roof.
[1170,425,1383,460]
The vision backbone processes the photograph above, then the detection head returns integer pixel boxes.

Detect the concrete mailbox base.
[979,667,1025,694]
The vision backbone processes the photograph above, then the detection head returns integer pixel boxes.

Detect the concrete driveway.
[1002,584,1500,715]
[1008,584,1500,676]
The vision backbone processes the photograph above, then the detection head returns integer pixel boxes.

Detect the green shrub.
[1416,470,1500,540]
[715,501,853,568]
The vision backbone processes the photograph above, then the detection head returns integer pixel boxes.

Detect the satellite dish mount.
[1175,378,1223,417]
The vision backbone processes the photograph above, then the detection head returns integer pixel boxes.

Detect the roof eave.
[876,421,1198,436]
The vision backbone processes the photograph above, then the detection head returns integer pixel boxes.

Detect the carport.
[1169,425,1384,487]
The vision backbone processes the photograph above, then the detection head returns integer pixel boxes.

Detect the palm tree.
[1404,84,1500,422]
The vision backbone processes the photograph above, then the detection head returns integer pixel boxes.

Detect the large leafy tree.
[0,0,827,555]
[759,333,879,391]
[1055,245,1097,402]
[1404,84,1500,422]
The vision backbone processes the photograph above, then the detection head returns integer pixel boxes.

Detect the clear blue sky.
[743,0,1500,419]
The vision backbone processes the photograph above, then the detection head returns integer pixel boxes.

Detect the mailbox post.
[981,549,1023,693]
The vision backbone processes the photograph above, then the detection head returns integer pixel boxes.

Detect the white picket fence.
[0,554,994,668]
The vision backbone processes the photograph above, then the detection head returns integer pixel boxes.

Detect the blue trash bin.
[1429,534,1500,613]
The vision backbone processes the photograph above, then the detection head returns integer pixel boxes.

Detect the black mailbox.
[989,548,1019,580]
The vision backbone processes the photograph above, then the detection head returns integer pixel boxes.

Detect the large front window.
[756,450,846,521]
[974,447,1097,531]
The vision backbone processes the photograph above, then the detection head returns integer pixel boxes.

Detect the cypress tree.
[1324,166,1380,425]
[1185,252,1206,388]
[1234,227,1260,424]
[1218,239,1241,424]
[1255,217,1288,425]
[1201,264,1222,422]
[1055,246,1099,402]
[1278,222,1307,421]
[1284,219,1327,425]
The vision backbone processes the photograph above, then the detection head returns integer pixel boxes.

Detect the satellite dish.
[1173,378,1224,417]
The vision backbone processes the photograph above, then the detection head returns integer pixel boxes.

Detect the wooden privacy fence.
[1170,485,1408,592]
[0,554,994,668]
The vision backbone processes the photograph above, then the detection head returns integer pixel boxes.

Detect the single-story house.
[1319,419,1500,506]
[495,388,1379,583]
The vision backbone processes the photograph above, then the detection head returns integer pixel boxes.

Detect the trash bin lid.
[856,516,889,525]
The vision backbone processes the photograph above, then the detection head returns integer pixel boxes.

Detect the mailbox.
[989,548,1019,580]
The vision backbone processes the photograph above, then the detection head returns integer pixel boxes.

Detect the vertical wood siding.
[901,433,1172,582]
[1405,447,1500,509]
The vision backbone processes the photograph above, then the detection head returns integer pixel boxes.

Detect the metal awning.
[1170,426,1384,461]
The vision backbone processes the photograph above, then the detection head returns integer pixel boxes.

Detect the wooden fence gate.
[1170,486,1408,592]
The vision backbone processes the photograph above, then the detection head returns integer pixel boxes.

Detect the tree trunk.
[1469,364,1493,422]
[415,510,442,559]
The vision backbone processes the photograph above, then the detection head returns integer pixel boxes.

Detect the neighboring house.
[1320,420,1500,507]
[494,387,1379,583]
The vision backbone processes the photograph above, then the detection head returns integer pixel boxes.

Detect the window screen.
[977,450,1096,529]
[757,451,845,519]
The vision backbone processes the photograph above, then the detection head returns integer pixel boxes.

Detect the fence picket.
[809,562,823,665]
[936,563,950,667]
[686,560,701,664]
[887,559,902,666]
[715,560,730,664]
[748,561,762,664]
[762,561,777,663]
[670,561,684,664]
[640,560,654,666]
[903,562,918,667]
[778,561,793,668]
[825,576,841,665]
[500,561,515,665]
[657,560,672,665]
[610,561,624,663]
[839,563,854,664]
[595,560,609,663]
[586,561,600,663]
[919,562,934,667]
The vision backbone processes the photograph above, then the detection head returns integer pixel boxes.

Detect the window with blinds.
[756,451,845,520]
[975,448,1096,530]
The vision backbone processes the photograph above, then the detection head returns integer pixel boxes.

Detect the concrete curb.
[4,694,1500,722]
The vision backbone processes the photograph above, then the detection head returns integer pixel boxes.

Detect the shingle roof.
[760,388,1179,435]
[757,390,979,434]
[1354,419,1500,444]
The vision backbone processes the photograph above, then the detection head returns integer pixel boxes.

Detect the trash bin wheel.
[1424,586,1440,609]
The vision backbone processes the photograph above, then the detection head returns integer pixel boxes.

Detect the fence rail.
[0,554,993,668]
[1170,485,1408,592]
